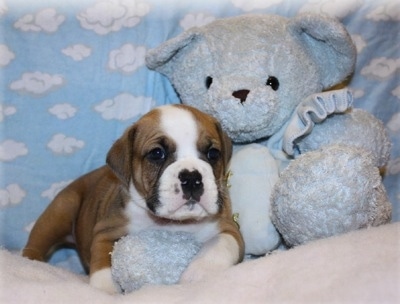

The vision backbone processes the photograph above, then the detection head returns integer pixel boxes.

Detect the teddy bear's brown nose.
[232,89,250,103]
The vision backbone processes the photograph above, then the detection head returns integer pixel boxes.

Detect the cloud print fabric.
[0,0,399,272]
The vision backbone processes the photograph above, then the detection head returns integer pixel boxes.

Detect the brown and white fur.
[22,104,244,293]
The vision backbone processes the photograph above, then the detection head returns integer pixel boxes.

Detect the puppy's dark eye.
[266,76,279,91]
[205,76,213,89]
[147,148,166,162]
[207,148,220,163]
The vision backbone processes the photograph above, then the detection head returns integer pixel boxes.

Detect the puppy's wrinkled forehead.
[160,106,199,158]
[133,104,220,158]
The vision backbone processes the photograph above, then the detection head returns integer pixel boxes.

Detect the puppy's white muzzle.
[157,158,219,220]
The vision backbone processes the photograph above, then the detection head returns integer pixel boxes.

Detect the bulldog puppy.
[22,104,244,293]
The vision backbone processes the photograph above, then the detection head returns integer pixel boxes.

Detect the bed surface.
[2,223,399,303]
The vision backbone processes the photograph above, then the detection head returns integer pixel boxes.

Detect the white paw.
[180,234,240,283]
[179,259,229,284]
[90,268,121,294]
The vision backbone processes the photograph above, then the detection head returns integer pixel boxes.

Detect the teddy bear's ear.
[288,13,357,89]
[146,29,200,75]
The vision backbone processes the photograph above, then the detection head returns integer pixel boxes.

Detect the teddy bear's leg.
[229,144,282,256]
[270,145,392,247]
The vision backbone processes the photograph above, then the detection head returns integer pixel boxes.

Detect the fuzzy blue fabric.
[111,230,201,293]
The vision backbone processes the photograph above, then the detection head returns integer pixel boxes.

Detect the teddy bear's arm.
[281,88,353,156]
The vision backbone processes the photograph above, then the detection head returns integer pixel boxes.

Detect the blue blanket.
[1,0,399,272]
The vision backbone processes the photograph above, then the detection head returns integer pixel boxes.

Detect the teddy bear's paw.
[111,230,201,293]
[271,144,392,247]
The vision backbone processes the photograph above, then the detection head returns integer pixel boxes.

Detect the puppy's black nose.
[232,89,250,103]
[179,169,204,202]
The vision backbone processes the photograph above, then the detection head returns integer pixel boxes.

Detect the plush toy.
[111,230,201,293]
[146,13,392,254]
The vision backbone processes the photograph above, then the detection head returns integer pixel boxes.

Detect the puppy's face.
[107,105,232,221]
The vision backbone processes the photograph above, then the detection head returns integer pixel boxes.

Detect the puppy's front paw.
[179,259,229,284]
[90,268,121,294]
[180,234,241,284]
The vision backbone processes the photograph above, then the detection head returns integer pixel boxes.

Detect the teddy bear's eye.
[266,76,279,91]
[205,76,213,89]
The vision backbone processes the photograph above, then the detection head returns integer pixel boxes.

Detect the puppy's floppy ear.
[106,126,136,188]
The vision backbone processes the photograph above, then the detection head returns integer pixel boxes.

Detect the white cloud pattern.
[48,103,77,119]
[231,0,282,11]
[392,85,400,99]
[47,134,85,155]
[14,8,65,33]
[349,88,365,99]
[10,72,64,95]
[41,180,73,201]
[366,2,400,22]
[351,34,366,54]
[24,221,35,233]
[77,0,150,35]
[0,184,26,207]
[0,140,28,161]
[387,112,400,132]
[180,13,216,30]
[361,57,400,80]
[0,44,15,67]
[108,44,146,73]
[0,104,17,122]
[299,0,363,19]
[62,44,92,61]
[388,157,400,175]
[94,93,155,121]
[0,0,8,17]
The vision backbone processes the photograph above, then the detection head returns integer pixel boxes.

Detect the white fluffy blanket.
[2,223,399,304]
